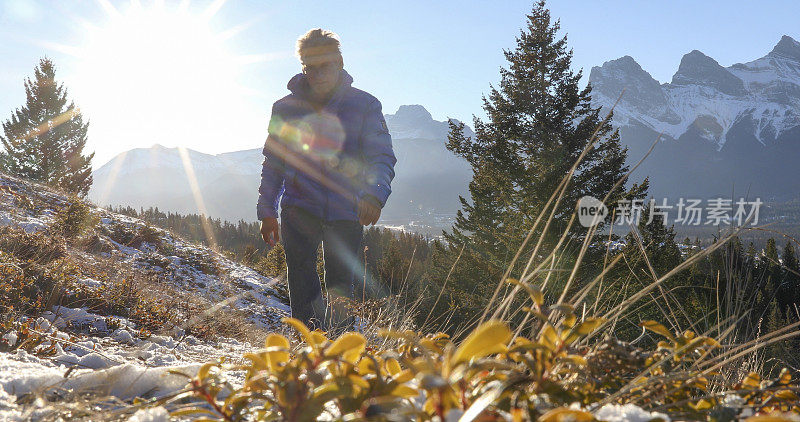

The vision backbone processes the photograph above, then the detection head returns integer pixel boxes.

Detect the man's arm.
[256,105,287,221]
[359,98,397,208]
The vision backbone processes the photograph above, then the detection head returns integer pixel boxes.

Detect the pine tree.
[759,238,781,310]
[779,241,800,315]
[442,1,646,297]
[0,57,93,196]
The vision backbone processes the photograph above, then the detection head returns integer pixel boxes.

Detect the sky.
[1,0,798,168]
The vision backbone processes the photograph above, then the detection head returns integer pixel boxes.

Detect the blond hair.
[296,28,342,62]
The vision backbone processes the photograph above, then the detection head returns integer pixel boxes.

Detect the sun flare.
[66,0,262,164]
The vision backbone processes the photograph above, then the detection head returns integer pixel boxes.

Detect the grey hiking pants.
[280,205,363,333]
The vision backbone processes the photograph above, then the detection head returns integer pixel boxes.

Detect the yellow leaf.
[243,352,267,369]
[393,369,414,383]
[348,374,370,389]
[538,407,594,422]
[385,358,402,376]
[773,389,800,401]
[282,317,315,348]
[310,331,328,348]
[265,333,290,349]
[452,320,511,364]
[430,332,450,340]
[540,323,559,350]
[742,372,761,389]
[558,354,587,366]
[357,358,376,374]
[391,384,419,398]
[573,317,605,336]
[507,278,544,306]
[342,347,364,364]
[689,376,709,391]
[420,338,442,352]
[563,314,577,328]
[197,362,216,380]
[640,320,676,341]
[264,333,290,370]
[691,399,714,411]
[312,383,340,398]
[326,332,366,362]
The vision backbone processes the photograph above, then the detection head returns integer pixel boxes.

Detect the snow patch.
[594,403,671,422]
[127,406,170,422]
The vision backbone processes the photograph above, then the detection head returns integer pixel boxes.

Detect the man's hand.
[260,217,280,247]
[358,196,381,226]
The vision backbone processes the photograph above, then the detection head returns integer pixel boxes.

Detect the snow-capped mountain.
[89,105,473,228]
[590,35,800,200]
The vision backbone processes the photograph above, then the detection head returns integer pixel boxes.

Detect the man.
[257,28,396,333]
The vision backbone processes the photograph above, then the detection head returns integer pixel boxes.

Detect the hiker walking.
[257,29,396,333]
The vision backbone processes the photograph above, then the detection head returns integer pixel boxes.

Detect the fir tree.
[759,238,781,311]
[0,57,93,196]
[442,1,646,302]
[779,241,800,316]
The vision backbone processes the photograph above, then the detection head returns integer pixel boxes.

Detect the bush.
[100,222,162,249]
[52,196,97,238]
[170,314,800,421]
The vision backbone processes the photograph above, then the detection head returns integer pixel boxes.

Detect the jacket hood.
[287,69,354,99]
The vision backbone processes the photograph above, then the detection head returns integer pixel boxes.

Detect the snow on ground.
[1,171,290,329]
[0,173,290,418]
[0,306,258,420]
[94,208,289,328]
[594,404,671,422]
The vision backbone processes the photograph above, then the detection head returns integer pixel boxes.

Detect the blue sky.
[1,0,798,166]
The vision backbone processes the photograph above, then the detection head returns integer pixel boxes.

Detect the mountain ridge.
[589,35,800,200]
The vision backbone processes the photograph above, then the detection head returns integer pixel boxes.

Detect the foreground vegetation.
[2,1,800,420]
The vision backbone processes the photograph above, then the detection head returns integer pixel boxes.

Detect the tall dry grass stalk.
[444,94,800,405]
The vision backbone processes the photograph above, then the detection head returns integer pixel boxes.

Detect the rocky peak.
[391,104,433,123]
[589,55,679,123]
[671,50,746,96]
[384,105,474,141]
[768,35,800,62]
[590,55,663,97]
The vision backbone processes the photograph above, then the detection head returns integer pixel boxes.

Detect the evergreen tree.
[758,238,781,308]
[779,241,800,316]
[442,0,646,305]
[0,57,93,196]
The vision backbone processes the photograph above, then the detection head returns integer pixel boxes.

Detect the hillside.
[0,172,289,419]
[3,168,800,420]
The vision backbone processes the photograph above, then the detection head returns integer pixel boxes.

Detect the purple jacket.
[256,70,396,222]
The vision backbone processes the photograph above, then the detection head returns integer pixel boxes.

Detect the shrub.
[177,248,222,276]
[170,315,800,421]
[101,222,162,249]
[52,196,98,238]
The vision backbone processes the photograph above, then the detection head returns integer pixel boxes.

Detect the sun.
[66,0,263,163]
